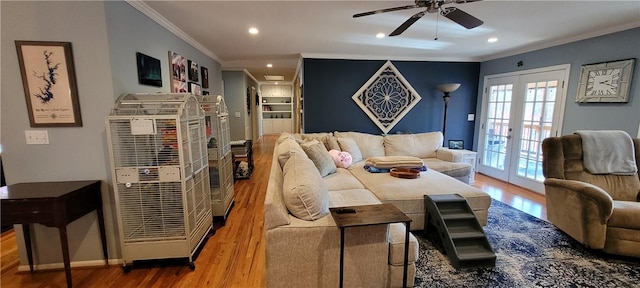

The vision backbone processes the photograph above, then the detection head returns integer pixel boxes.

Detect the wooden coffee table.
[330,203,412,288]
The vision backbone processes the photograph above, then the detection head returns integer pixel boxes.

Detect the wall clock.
[576,58,635,103]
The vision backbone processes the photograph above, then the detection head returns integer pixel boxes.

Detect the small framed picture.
[448,140,464,150]
[188,60,199,82]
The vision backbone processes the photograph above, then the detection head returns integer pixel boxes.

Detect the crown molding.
[478,21,640,62]
[126,1,222,64]
[299,53,477,63]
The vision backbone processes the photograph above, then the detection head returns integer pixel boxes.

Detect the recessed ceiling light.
[249,27,259,35]
[267,63,273,68]
[488,37,498,43]
[376,33,385,39]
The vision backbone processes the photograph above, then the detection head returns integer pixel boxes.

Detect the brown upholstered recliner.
[542,133,640,258]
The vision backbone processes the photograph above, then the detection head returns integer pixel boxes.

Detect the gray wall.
[1,1,222,266]
[476,28,640,149]
[222,70,257,141]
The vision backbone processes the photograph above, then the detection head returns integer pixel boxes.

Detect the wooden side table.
[330,204,412,288]
[0,180,108,288]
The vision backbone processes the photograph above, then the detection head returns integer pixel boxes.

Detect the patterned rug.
[413,199,640,287]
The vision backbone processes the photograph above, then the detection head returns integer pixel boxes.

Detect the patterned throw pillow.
[328,149,353,168]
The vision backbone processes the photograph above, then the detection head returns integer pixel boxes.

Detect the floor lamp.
[436,83,461,143]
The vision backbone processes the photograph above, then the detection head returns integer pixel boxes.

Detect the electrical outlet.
[467,114,475,121]
[25,130,49,144]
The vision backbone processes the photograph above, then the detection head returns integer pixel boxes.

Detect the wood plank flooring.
[0,135,546,287]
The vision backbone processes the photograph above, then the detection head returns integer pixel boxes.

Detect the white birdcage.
[199,95,235,220]
[105,93,212,271]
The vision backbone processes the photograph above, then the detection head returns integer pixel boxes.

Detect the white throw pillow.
[301,140,337,177]
[276,138,306,168]
[337,137,363,162]
[282,153,330,221]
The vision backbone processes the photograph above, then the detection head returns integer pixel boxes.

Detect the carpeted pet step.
[424,194,496,269]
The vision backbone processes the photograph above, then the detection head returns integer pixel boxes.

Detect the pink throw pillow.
[329,149,353,168]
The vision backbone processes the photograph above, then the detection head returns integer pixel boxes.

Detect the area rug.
[413,199,640,287]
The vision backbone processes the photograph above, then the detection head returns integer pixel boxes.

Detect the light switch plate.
[235,112,241,118]
[467,114,475,121]
[25,130,49,144]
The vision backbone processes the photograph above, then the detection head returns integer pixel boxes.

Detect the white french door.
[477,65,570,194]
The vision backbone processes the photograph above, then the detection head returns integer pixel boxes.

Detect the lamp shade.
[436,83,461,93]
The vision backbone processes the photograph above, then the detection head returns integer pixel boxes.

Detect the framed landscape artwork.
[15,41,82,127]
[136,52,162,87]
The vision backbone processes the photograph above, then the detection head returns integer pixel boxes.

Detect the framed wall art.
[448,140,464,150]
[169,51,187,93]
[136,52,162,87]
[15,41,82,127]
[188,60,199,82]
[576,58,635,103]
[189,82,201,96]
[201,66,209,88]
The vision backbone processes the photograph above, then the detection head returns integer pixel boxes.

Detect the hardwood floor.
[0,135,546,287]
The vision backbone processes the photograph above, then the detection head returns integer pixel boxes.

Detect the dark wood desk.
[0,180,108,288]
[330,204,412,288]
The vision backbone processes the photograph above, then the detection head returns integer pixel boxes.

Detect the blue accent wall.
[303,59,480,148]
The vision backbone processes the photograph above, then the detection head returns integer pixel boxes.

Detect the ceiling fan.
[353,0,484,36]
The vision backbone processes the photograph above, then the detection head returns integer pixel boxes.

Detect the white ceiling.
[137,1,640,83]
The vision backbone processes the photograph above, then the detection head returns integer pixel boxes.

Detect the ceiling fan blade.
[454,0,483,3]
[353,5,419,18]
[441,7,483,29]
[389,11,426,36]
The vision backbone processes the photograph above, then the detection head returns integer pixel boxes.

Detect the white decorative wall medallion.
[352,61,421,134]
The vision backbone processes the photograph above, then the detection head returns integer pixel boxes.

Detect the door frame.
[477,64,570,194]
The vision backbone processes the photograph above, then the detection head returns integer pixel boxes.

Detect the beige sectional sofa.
[264,131,491,288]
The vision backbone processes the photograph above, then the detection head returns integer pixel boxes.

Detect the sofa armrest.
[266,223,390,287]
[544,178,614,223]
[435,148,463,162]
[544,178,613,249]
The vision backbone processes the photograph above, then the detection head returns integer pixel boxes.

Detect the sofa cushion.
[276,132,296,145]
[282,153,330,221]
[608,200,640,229]
[423,158,472,178]
[388,223,418,265]
[334,131,385,158]
[301,140,336,177]
[301,134,341,151]
[365,156,424,169]
[276,138,306,168]
[337,137,363,162]
[323,168,365,191]
[328,188,382,207]
[384,132,443,158]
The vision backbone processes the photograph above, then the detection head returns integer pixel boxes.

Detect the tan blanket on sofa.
[365,156,424,169]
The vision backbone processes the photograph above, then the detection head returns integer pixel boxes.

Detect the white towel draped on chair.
[575,130,638,175]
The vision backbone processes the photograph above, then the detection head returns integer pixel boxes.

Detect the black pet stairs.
[424,194,496,269]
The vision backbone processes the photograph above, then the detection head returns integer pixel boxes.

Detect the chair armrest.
[544,178,614,223]
[435,148,463,162]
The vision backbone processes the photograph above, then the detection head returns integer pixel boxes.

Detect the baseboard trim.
[17,259,122,272]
